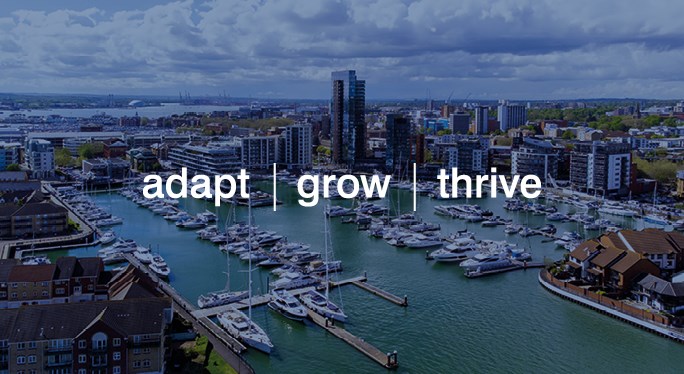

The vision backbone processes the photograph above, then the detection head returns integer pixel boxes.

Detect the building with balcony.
[168,142,242,176]
[0,143,20,171]
[283,123,312,170]
[241,136,279,170]
[26,139,54,179]
[570,141,631,195]
[0,298,171,374]
[511,137,563,186]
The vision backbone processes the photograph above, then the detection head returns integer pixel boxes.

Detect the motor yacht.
[268,289,308,321]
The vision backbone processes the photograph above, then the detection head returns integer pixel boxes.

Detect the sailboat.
[643,181,670,227]
[299,205,348,322]
[217,187,274,354]
[197,225,249,308]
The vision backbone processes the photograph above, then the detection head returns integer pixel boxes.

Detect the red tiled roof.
[609,251,642,274]
[569,240,602,261]
[618,229,684,255]
[590,246,625,268]
[8,264,56,282]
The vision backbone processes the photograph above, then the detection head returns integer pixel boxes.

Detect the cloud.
[0,0,682,99]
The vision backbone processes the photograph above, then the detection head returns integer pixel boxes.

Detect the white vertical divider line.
[413,163,417,211]
[272,163,277,212]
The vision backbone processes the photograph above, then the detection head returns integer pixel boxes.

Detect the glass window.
[78,354,86,363]
[78,340,86,349]
[113,352,121,361]
[113,338,121,347]
[17,355,25,364]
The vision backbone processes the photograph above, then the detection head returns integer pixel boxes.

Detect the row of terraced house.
[0,259,173,373]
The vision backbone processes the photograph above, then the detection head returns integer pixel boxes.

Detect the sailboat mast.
[324,205,330,300]
[247,185,253,323]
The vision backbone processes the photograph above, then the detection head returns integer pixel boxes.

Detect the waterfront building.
[0,190,68,239]
[0,297,171,374]
[570,141,631,195]
[497,100,527,131]
[449,112,471,134]
[26,132,124,149]
[103,140,128,159]
[385,114,415,173]
[25,139,55,179]
[600,229,684,276]
[0,142,20,170]
[128,148,159,172]
[473,106,489,135]
[331,70,366,166]
[119,115,141,126]
[82,158,130,181]
[511,137,563,186]
[567,238,660,294]
[636,274,684,314]
[241,136,279,170]
[435,135,488,175]
[168,142,241,175]
[128,134,193,149]
[283,123,312,170]
[0,257,109,309]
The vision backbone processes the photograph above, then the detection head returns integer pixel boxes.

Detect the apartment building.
[283,123,312,170]
[168,142,242,175]
[511,137,563,186]
[26,139,55,179]
[570,141,631,195]
[0,298,172,374]
[0,257,108,309]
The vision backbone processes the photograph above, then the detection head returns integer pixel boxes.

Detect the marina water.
[49,182,684,373]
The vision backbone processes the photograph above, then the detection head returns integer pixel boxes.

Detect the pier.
[464,260,546,278]
[307,309,398,369]
[328,274,408,307]
[121,254,254,374]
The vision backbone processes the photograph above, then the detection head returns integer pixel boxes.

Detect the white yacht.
[268,289,308,321]
[198,290,249,309]
[404,235,442,249]
[299,290,347,322]
[149,254,171,279]
[271,272,319,290]
[99,230,116,245]
[217,308,274,354]
[598,206,636,217]
[459,253,512,272]
[134,246,154,264]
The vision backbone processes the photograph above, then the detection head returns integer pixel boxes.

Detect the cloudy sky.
[0,0,683,100]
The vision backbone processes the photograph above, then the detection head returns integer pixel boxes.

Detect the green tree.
[78,142,104,159]
[55,148,74,167]
[664,117,679,127]
[561,130,574,140]
[5,163,20,171]
[643,115,661,128]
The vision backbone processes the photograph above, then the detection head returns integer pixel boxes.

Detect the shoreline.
[538,270,684,344]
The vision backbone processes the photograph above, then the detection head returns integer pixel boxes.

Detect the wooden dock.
[352,280,408,307]
[307,309,398,369]
[328,275,367,287]
[464,261,546,278]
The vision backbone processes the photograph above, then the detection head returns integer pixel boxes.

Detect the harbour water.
[49,183,684,373]
[0,104,241,119]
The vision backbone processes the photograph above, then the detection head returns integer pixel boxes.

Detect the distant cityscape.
[1,69,684,373]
